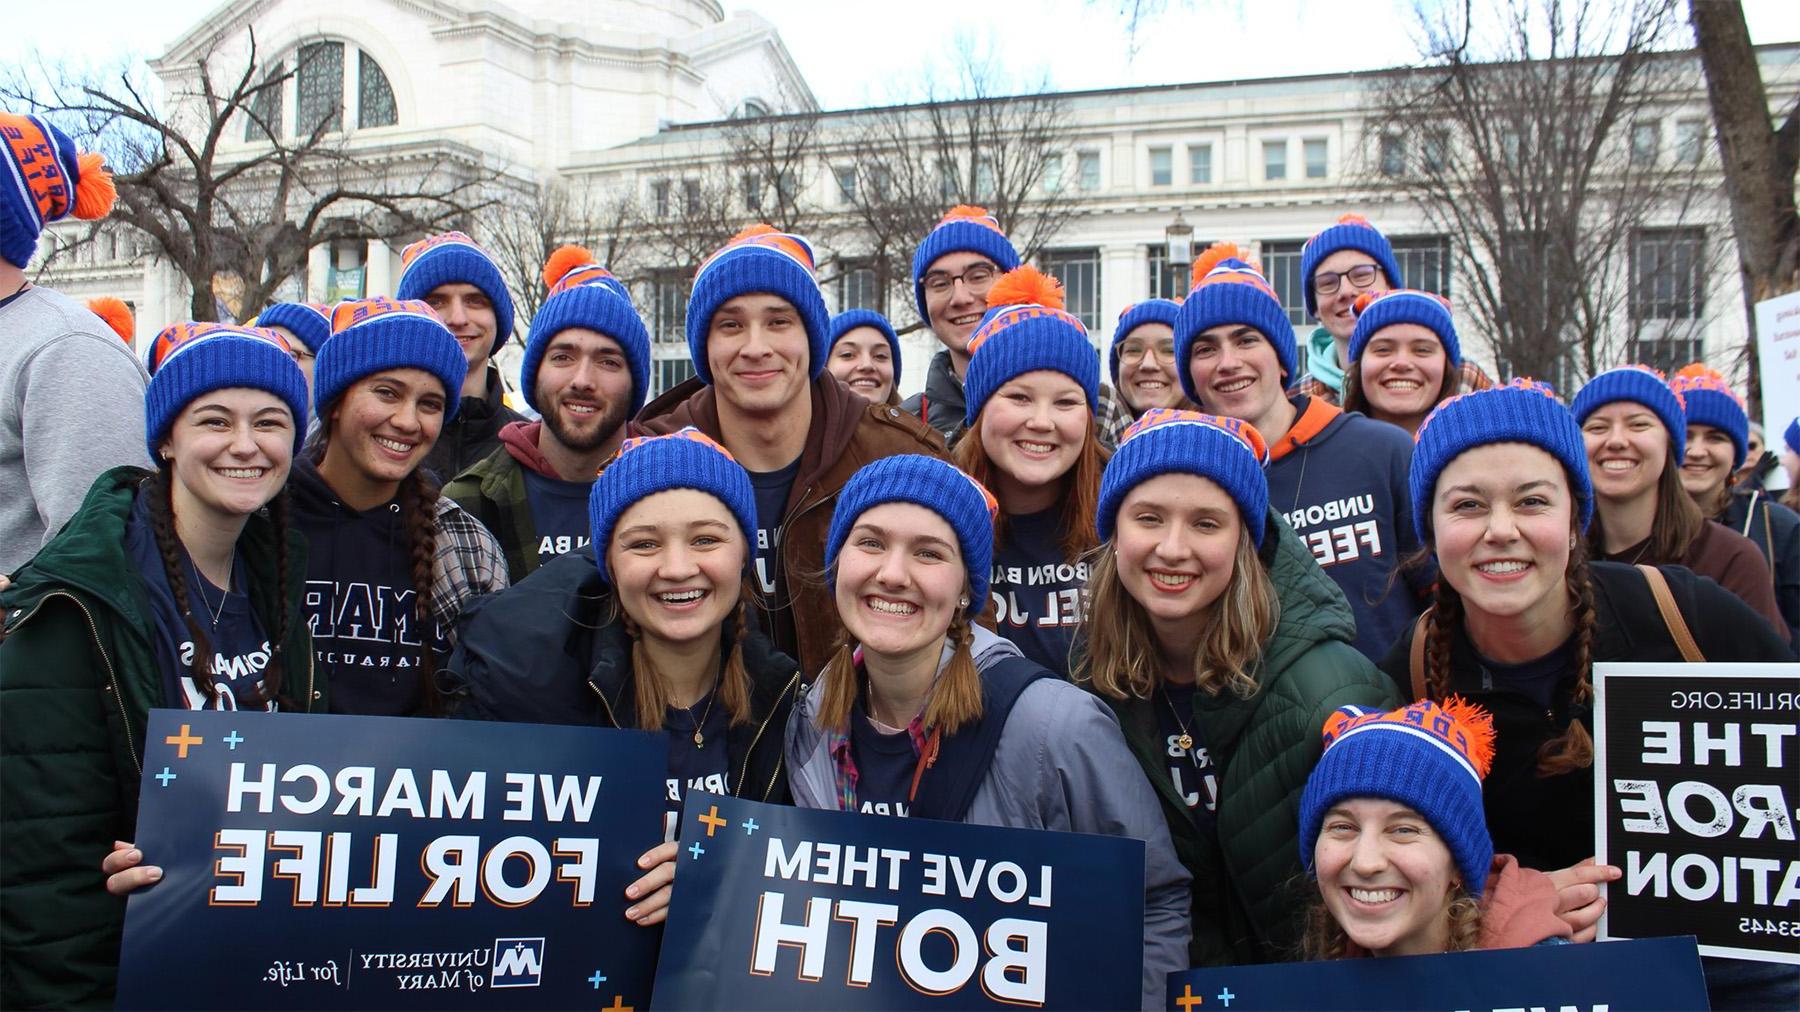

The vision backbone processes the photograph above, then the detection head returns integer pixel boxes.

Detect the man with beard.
[445,247,647,581]
[396,231,526,482]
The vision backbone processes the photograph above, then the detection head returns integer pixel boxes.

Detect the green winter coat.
[0,467,320,1009]
[1093,510,1400,968]
[443,442,538,583]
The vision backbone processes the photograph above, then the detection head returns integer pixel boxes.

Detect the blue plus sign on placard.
[222,731,244,750]
[687,841,705,860]
[1217,987,1235,1007]
[742,818,759,836]
[153,767,176,787]
[588,970,607,989]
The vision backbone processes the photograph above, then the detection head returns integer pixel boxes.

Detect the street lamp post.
[1164,210,1194,270]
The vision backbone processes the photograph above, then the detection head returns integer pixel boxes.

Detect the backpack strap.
[1635,564,1705,662]
[1408,608,1432,700]
[908,655,1054,822]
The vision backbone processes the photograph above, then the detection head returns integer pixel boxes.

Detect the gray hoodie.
[786,625,1191,1010]
[0,286,151,573]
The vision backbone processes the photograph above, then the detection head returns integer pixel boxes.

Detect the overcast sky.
[6,0,1798,110]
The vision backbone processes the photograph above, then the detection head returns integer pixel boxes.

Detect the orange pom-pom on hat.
[86,296,134,344]
[961,264,1098,425]
[1301,696,1498,896]
[1173,241,1297,396]
[1,112,118,268]
[541,244,630,303]
[1188,241,1258,292]
[984,263,1064,311]
[1669,361,1750,469]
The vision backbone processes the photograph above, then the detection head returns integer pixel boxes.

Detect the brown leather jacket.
[629,372,947,677]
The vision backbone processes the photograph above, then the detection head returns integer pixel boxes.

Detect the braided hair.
[1423,539,1596,777]
[398,468,446,716]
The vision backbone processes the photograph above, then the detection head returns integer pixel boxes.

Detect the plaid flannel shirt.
[428,495,510,635]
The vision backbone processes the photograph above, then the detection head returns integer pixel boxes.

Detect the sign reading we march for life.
[651,793,1147,1009]
[115,710,668,1010]
[1165,935,1709,1010]
[1593,663,1800,964]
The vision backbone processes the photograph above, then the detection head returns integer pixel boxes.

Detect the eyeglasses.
[1118,339,1175,364]
[1312,263,1381,295]
[920,263,999,297]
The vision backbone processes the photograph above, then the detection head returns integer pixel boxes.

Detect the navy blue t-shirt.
[125,489,276,711]
[660,687,732,841]
[988,508,1088,677]
[848,697,917,818]
[1156,681,1216,829]
[748,458,800,598]
[1475,639,1578,712]
[521,469,593,568]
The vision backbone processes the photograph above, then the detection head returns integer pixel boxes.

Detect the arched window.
[358,51,397,129]
[296,41,344,135]
[735,98,770,119]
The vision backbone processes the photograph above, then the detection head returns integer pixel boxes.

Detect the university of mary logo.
[489,937,545,988]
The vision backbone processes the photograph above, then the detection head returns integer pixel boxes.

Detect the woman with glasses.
[952,266,1108,677]
[1340,290,1461,435]
[1110,298,1195,417]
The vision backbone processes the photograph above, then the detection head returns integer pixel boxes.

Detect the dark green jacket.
[1094,510,1400,968]
[443,441,538,583]
[0,467,319,1009]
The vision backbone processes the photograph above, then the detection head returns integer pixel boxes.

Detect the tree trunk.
[1688,0,1800,413]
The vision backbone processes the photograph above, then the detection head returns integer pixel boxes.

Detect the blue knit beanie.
[1571,366,1688,459]
[829,309,902,388]
[254,302,333,355]
[587,428,757,583]
[1,112,115,269]
[686,225,831,384]
[395,231,516,351]
[315,298,469,421]
[1786,418,1800,458]
[1109,298,1183,387]
[1096,409,1271,546]
[523,246,651,416]
[1174,244,1298,402]
[144,323,310,459]
[1347,289,1461,368]
[962,266,1099,425]
[1411,379,1594,543]
[1669,365,1749,471]
[1298,213,1405,320]
[1299,697,1497,897]
[826,455,999,618]
[910,205,1022,327]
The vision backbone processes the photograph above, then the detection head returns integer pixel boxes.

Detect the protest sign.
[652,794,1146,1009]
[1756,288,1800,476]
[116,709,668,1009]
[1163,935,1708,1010]
[1594,663,1800,964]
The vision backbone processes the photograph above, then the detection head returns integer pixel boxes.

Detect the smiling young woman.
[1300,699,1572,959]
[292,298,508,717]
[784,453,1190,1010]
[1339,290,1462,435]
[826,309,901,405]
[951,266,1106,677]
[1109,299,1192,417]
[1076,409,1398,967]
[1,322,317,1006]
[1387,379,1795,1008]
[1572,367,1783,634]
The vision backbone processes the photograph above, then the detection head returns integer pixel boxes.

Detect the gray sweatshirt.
[786,625,1192,1010]
[0,286,151,573]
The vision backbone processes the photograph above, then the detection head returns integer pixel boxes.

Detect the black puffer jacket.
[444,553,800,804]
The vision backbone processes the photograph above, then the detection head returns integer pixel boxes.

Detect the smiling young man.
[899,206,1133,447]
[1291,214,1492,404]
[395,231,525,482]
[631,225,945,676]
[446,249,648,581]
[1175,244,1426,660]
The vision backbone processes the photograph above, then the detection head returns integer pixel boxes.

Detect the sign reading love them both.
[1593,663,1800,964]
[1164,935,1708,1010]
[115,709,667,1009]
[651,794,1146,1009]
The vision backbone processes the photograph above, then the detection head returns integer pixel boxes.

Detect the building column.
[1100,244,1142,347]
[365,238,393,297]
[307,244,331,301]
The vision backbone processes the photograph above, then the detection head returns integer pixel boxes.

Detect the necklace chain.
[1161,686,1196,754]
[188,554,233,628]
[682,673,721,748]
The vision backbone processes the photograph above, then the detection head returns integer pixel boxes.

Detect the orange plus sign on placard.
[697,805,728,837]
[164,724,204,759]
[1176,983,1204,1011]
[603,996,633,1012]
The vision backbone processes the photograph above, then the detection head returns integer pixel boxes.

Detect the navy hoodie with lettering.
[1266,396,1427,660]
[288,457,449,715]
